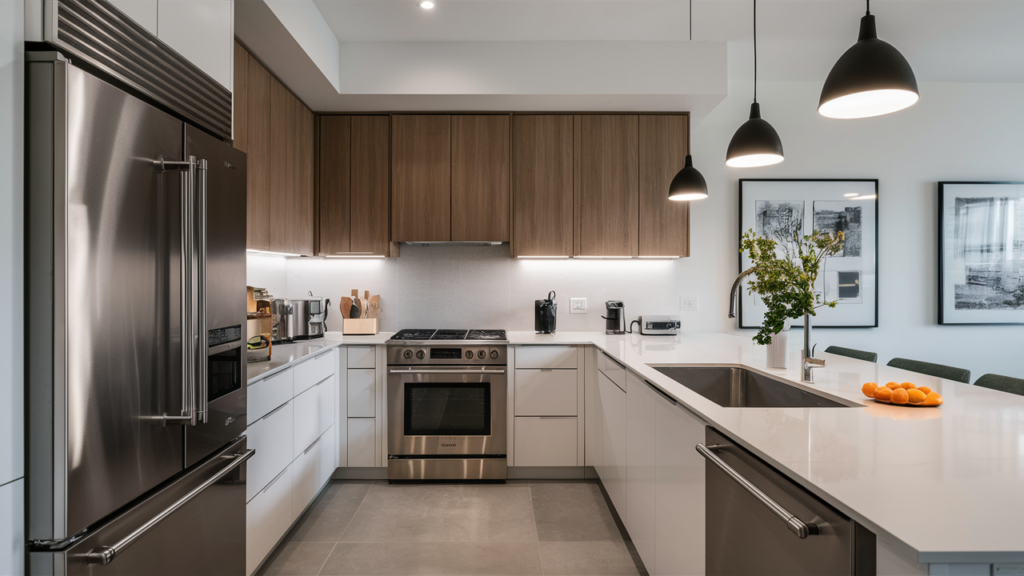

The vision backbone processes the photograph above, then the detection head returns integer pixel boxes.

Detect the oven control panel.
[387,346,507,366]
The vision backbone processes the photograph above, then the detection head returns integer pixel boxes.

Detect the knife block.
[343,318,379,335]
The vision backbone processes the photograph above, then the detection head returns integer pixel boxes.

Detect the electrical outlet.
[570,298,587,314]
[681,296,700,311]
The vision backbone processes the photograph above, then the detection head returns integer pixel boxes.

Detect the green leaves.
[739,228,844,346]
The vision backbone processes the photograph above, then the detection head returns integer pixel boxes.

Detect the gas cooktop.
[389,329,507,343]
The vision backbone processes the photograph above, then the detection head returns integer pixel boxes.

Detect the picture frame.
[738,179,879,329]
[938,182,1024,325]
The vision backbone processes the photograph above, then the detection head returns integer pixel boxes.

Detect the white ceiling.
[310,0,1024,83]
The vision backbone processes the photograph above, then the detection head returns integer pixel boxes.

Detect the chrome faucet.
[801,312,824,382]
[728,267,756,319]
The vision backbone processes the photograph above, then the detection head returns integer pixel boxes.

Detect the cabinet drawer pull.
[645,380,677,406]
[262,465,288,494]
[304,434,323,454]
[602,352,626,370]
[260,401,289,422]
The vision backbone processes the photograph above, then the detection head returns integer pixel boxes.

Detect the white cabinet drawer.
[292,385,320,458]
[295,350,335,396]
[248,369,293,425]
[515,346,577,369]
[514,369,577,416]
[347,418,376,467]
[246,464,292,576]
[318,377,335,432]
[245,400,293,502]
[291,432,324,519]
[319,424,337,485]
[347,346,376,369]
[598,351,627,392]
[347,369,376,417]
[514,417,578,467]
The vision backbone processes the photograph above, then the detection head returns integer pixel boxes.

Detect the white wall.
[248,78,1024,382]
[2,0,24,572]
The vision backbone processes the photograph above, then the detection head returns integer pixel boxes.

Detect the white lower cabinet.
[598,370,627,516]
[292,384,320,458]
[626,372,658,571]
[654,397,706,576]
[347,418,377,467]
[319,424,337,485]
[347,368,376,417]
[245,400,293,502]
[246,464,292,576]
[515,369,577,416]
[514,416,577,466]
[291,433,324,520]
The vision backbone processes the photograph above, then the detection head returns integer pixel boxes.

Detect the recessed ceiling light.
[418,0,435,9]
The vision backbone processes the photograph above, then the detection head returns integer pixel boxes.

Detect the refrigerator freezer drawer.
[33,437,251,576]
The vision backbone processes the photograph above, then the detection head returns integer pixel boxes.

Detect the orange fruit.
[885,382,900,390]
[922,391,944,406]
[862,382,879,398]
[900,382,917,390]
[874,386,893,402]
[891,388,910,405]
[907,389,927,404]
[918,386,932,395]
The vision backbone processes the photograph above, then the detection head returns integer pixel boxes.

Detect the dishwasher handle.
[696,443,819,539]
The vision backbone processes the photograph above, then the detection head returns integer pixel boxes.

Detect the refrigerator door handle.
[81,448,255,565]
[153,155,198,425]
[196,158,208,423]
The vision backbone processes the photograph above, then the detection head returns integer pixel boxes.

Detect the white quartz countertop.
[508,331,1024,564]
[246,332,394,383]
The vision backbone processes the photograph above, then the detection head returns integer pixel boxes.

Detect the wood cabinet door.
[451,115,510,242]
[232,41,248,153]
[245,54,271,251]
[512,115,573,256]
[349,116,390,255]
[639,115,689,257]
[318,116,352,255]
[296,101,315,255]
[269,79,314,255]
[576,115,639,257]
[391,115,451,242]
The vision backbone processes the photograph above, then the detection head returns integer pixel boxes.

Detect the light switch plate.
[570,298,587,314]
[681,296,699,311]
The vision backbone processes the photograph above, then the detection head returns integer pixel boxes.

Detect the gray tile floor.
[258,480,646,576]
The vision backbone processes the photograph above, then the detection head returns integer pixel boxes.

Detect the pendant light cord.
[753,0,757,103]
[866,0,870,15]
[689,0,692,41]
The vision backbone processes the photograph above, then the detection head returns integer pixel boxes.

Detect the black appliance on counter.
[603,301,626,334]
[535,291,557,334]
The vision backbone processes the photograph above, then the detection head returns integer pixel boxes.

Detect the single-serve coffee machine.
[602,301,625,335]
[293,292,331,340]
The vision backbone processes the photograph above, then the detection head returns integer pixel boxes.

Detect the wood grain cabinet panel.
[639,115,689,257]
[576,115,639,257]
[269,79,314,256]
[349,116,390,255]
[451,115,510,242]
[391,115,451,242]
[296,102,315,255]
[245,53,271,251]
[512,115,574,257]
[232,41,248,153]
[318,116,352,255]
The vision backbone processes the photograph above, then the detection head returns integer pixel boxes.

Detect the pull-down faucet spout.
[728,267,756,319]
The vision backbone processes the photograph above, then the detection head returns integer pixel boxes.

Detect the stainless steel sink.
[652,366,852,408]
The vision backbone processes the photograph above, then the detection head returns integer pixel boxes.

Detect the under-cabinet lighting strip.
[246,249,302,257]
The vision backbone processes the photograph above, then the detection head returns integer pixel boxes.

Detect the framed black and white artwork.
[939,182,1024,325]
[738,179,879,329]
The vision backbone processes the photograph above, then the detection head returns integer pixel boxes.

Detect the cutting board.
[341,297,353,319]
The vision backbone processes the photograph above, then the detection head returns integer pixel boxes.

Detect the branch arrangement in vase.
[739,229,845,345]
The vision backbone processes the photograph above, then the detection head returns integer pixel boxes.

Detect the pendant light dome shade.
[818,14,919,119]
[726,103,784,168]
[668,155,708,201]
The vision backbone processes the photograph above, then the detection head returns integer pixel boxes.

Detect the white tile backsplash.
[246,245,683,332]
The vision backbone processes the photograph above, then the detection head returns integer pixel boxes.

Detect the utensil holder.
[343,318,379,335]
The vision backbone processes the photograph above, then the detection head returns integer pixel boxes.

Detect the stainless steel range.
[387,330,508,481]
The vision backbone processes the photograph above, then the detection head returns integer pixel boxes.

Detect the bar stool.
[975,373,1024,396]
[824,346,878,363]
[887,358,970,384]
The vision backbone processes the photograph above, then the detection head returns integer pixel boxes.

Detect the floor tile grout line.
[335,481,374,544]
[315,542,339,576]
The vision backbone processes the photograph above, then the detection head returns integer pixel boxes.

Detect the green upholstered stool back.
[975,373,1024,396]
[887,358,971,384]
[824,346,878,363]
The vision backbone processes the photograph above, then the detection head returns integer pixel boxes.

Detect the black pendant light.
[726,0,784,168]
[669,1,708,201]
[819,0,919,119]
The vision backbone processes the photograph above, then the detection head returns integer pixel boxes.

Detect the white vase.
[766,321,791,369]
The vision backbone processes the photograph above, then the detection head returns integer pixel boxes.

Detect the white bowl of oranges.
[862,381,943,407]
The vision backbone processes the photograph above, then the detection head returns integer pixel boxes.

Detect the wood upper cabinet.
[232,41,248,153]
[576,115,639,257]
[269,76,314,255]
[512,115,574,257]
[391,115,451,242]
[451,115,510,242]
[241,47,271,251]
[319,116,390,256]
[639,115,689,257]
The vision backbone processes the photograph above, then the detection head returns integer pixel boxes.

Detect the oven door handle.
[389,368,506,375]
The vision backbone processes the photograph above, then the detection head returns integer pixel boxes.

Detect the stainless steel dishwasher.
[699,428,876,576]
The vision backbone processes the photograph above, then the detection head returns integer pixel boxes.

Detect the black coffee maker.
[603,301,625,334]
[535,291,557,334]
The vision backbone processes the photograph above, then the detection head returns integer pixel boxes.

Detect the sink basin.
[652,366,852,408]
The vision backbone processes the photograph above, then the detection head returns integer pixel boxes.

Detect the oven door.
[387,367,507,457]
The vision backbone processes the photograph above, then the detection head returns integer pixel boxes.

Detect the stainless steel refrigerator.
[26,51,250,575]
